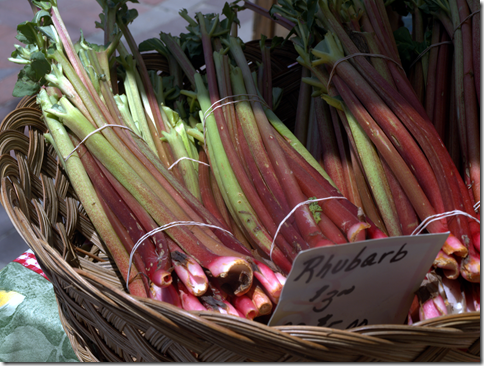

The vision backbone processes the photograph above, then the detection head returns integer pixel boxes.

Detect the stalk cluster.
[8,0,479,324]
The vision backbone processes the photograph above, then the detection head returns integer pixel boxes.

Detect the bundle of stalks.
[7,0,479,325]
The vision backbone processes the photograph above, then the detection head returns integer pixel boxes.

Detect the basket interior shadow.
[0,44,480,362]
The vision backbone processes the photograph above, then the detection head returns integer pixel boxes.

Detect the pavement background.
[0,0,255,269]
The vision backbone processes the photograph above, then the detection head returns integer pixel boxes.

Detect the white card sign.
[268,233,448,329]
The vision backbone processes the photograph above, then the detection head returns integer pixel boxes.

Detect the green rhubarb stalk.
[350,144,387,234]
[343,105,402,237]
[228,36,342,248]
[330,106,363,209]
[44,64,94,125]
[148,70,165,106]
[305,98,322,160]
[48,95,253,294]
[162,127,201,201]
[37,89,147,297]
[228,66,290,214]
[159,32,197,87]
[195,73,292,274]
[361,31,396,89]
[174,121,200,167]
[293,67,311,146]
[117,45,158,154]
[329,104,387,233]
[114,94,140,135]
[213,52,242,161]
[195,15,302,260]
[77,44,101,98]
[115,13,172,168]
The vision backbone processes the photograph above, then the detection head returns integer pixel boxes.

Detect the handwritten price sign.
[268,233,448,329]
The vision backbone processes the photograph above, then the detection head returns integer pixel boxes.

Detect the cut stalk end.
[171,250,209,296]
[347,222,370,242]
[442,234,469,257]
[459,255,480,283]
[151,270,173,288]
[206,257,253,296]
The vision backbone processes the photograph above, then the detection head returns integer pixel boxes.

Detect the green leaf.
[120,7,138,25]
[389,0,411,16]
[37,26,57,42]
[393,26,429,70]
[222,2,240,27]
[393,26,416,67]
[272,87,283,110]
[16,22,38,45]
[26,52,51,81]
[419,0,450,17]
[139,37,168,56]
[308,197,322,224]
[31,0,53,11]
[95,12,106,30]
[12,70,42,97]
[269,36,284,50]
[32,10,52,25]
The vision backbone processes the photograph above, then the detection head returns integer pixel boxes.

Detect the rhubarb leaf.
[32,9,53,25]
[308,197,322,224]
[12,70,42,97]
[393,27,428,71]
[222,2,240,28]
[24,52,51,81]
[419,0,451,18]
[16,22,38,45]
[139,37,168,57]
[30,0,52,11]
[12,50,51,97]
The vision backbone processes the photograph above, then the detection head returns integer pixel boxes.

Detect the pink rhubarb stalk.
[232,295,259,320]
[246,284,273,316]
[177,279,207,312]
[168,239,208,296]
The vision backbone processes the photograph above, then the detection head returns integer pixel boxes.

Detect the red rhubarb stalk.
[198,149,232,231]
[454,0,481,204]
[246,284,273,316]
[329,107,363,208]
[253,260,283,304]
[315,97,347,197]
[150,283,182,308]
[433,250,459,280]
[432,31,452,141]
[228,37,336,249]
[232,295,259,320]
[176,279,207,312]
[76,141,172,289]
[235,113,310,254]
[328,76,466,255]
[38,90,147,297]
[425,20,442,122]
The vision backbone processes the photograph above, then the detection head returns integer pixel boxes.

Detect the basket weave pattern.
[0,67,480,362]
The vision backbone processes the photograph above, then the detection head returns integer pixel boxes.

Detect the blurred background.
[0,0,262,269]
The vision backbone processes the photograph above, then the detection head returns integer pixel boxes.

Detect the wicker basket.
[0,50,480,362]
